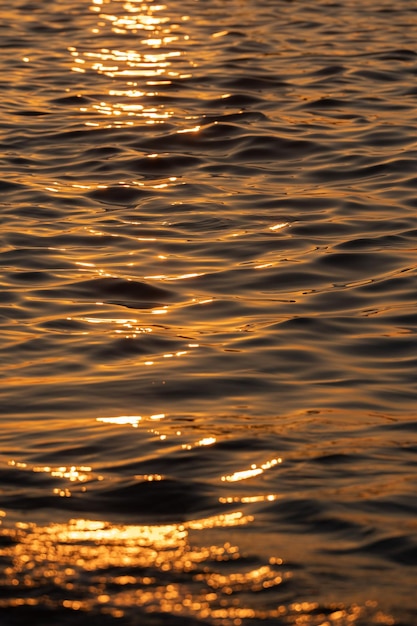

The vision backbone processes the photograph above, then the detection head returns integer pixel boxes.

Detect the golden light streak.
[197,437,216,446]
[221,458,282,483]
[270,222,289,231]
[96,413,165,427]
[144,273,201,281]
[97,415,142,426]
[219,494,277,504]
[134,474,164,482]
[177,125,201,134]
[0,512,394,623]
[33,465,93,482]
[68,1,188,126]
[8,461,28,469]
[255,263,273,269]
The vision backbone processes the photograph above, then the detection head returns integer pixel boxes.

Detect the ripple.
[1,0,417,623]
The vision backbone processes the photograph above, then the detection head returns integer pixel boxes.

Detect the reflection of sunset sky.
[1,0,414,622]
[0,514,292,622]
[70,0,193,127]
[3,451,287,622]
[0,509,394,624]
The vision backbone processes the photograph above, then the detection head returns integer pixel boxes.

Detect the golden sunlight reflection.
[32,465,93,482]
[0,515,394,624]
[198,437,216,446]
[270,222,289,231]
[67,312,207,371]
[219,494,277,504]
[134,473,164,482]
[0,512,272,620]
[144,272,202,281]
[6,462,103,499]
[151,306,169,315]
[71,316,155,340]
[97,413,165,427]
[177,124,201,134]
[180,436,217,451]
[95,413,217,450]
[97,414,142,426]
[32,174,180,201]
[221,458,282,483]
[69,0,191,127]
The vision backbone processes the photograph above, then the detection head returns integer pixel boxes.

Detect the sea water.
[1,1,417,624]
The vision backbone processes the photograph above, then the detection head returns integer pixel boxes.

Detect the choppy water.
[1,0,417,624]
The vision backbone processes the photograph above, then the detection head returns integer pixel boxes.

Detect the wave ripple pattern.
[1,1,417,625]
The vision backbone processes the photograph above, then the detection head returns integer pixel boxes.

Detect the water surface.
[1,0,417,624]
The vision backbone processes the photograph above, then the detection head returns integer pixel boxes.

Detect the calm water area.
[1,0,417,624]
